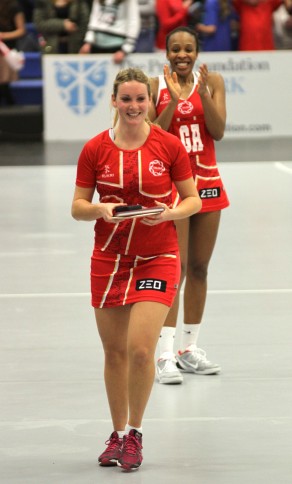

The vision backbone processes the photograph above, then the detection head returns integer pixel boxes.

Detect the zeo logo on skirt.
[136,279,167,292]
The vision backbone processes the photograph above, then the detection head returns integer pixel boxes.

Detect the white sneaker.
[176,347,221,375]
[156,356,183,384]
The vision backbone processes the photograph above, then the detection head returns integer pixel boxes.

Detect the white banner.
[43,51,292,141]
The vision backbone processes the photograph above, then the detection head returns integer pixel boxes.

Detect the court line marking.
[0,416,291,431]
[274,161,292,175]
[0,288,291,298]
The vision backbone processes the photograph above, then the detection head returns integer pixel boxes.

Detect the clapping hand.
[163,64,182,102]
[196,63,209,98]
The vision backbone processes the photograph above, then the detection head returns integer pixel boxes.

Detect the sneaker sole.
[117,461,142,471]
[98,459,119,466]
[177,360,221,375]
[157,375,183,384]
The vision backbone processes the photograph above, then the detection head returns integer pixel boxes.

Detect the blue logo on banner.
[54,60,108,114]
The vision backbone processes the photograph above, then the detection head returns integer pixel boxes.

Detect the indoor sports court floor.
[0,137,292,483]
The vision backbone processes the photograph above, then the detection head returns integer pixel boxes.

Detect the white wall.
[43,51,292,141]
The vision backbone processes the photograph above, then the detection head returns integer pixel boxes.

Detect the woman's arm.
[198,65,227,140]
[171,177,202,219]
[156,0,192,31]
[0,12,26,41]
[148,65,181,130]
[196,23,217,35]
[71,186,101,221]
[34,1,70,34]
[71,186,125,222]
[142,178,202,226]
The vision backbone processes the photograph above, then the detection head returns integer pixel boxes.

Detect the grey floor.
[0,137,292,483]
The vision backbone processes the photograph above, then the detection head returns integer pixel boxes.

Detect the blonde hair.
[112,67,152,127]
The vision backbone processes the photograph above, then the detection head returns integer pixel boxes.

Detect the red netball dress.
[76,124,194,308]
[156,73,230,212]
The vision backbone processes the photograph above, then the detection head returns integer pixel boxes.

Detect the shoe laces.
[193,348,211,364]
[159,357,177,371]
[123,433,142,455]
[105,433,121,451]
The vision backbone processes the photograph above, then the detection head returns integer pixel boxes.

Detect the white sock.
[181,323,201,351]
[117,430,126,438]
[158,326,176,358]
[126,424,142,434]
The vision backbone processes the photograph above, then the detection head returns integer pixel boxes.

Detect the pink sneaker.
[98,431,122,466]
[117,429,143,471]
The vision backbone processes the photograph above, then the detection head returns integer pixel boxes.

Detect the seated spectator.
[135,0,156,52]
[0,0,27,50]
[233,0,283,50]
[79,0,141,64]
[155,0,194,51]
[0,0,26,105]
[195,0,238,51]
[33,0,90,53]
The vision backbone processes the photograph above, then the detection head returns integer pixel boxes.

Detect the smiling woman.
[148,26,229,384]
[110,69,152,149]
[71,66,202,471]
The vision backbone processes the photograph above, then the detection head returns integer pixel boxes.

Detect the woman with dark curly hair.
[149,27,230,384]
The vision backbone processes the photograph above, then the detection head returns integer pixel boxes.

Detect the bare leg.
[127,302,170,427]
[95,302,169,429]
[95,305,130,431]
[163,217,189,328]
[184,211,221,324]
[156,219,189,384]
[175,211,222,374]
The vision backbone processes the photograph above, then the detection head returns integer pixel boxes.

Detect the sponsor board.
[43,51,292,140]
